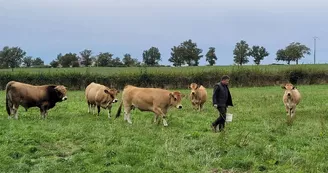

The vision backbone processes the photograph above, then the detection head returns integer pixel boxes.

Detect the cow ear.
[181,93,186,98]
[281,86,286,89]
[293,86,296,89]
[169,93,173,97]
[104,90,110,94]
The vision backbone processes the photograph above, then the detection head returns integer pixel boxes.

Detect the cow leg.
[153,107,168,127]
[153,114,159,123]
[12,104,19,120]
[87,102,91,113]
[92,105,96,115]
[291,107,296,122]
[286,108,292,125]
[97,106,100,116]
[123,105,132,123]
[107,105,112,119]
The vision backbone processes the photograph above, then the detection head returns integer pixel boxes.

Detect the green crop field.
[0,85,327,173]
[1,64,328,75]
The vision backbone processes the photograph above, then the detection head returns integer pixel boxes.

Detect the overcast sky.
[0,0,327,65]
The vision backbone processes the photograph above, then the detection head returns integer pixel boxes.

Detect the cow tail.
[5,82,14,116]
[115,102,123,119]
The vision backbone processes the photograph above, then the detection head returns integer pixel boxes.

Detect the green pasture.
[1,64,328,75]
[0,85,327,172]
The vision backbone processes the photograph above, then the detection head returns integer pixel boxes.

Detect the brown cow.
[282,83,301,124]
[85,82,119,118]
[189,83,207,111]
[5,81,68,119]
[115,85,185,126]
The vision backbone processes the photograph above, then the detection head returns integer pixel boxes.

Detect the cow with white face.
[189,83,207,111]
[282,83,301,124]
[115,85,185,126]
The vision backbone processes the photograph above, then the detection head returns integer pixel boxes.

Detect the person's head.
[221,75,230,85]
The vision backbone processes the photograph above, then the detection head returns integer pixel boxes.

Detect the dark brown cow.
[5,81,68,119]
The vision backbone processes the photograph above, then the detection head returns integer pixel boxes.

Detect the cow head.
[169,91,185,109]
[55,85,68,101]
[189,83,200,96]
[104,88,120,106]
[282,83,296,98]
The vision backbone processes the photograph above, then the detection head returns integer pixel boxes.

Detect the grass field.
[1,64,328,75]
[0,85,328,173]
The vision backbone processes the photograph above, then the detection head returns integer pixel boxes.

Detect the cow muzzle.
[287,93,291,97]
[62,96,68,101]
[177,105,183,109]
[112,99,118,103]
[191,92,195,95]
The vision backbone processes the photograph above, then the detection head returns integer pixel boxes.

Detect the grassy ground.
[0,85,328,173]
[1,64,328,75]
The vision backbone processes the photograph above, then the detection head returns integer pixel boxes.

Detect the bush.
[0,66,327,90]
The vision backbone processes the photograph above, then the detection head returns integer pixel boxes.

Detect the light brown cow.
[115,85,185,126]
[189,83,207,111]
[85,82,119,118]
[282,83,301,124]
[5,81,68,119]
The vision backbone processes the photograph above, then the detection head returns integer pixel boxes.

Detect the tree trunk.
[287,61,290,65]
[296,59,298,65]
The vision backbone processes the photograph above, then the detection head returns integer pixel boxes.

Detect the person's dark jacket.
[212,82,233,108]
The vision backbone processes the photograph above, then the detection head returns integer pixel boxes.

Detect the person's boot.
[218,124,225,132]
[211,124,217,132]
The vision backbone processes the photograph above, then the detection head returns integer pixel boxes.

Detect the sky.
[0,0,327,66]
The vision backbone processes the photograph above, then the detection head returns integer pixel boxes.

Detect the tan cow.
[115,85,185,126]
[5,81,68,119]
[85,82,119,118]
[282,83,301,124]
[189,83,207,111]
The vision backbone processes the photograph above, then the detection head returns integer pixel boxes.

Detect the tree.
[80,49,93,67]
[22,56,33,67]
[205,47,217,66]
[180,39,203,66]
[58,53,79,67]
[0,46,26,71]
[32,57,44,66]
[169,46,185,67]
[142,47,161,66]
[169,39,203,66]
[233,40,250,66]
[122,54,139,67]
[50,60,59,68]
[96,52,113,67]
[275,42,311,65]
[249,46,269,65]
[110,57,124,67]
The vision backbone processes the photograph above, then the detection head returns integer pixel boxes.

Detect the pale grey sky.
[0,0,327,65]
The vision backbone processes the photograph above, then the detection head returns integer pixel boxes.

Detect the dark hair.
[221,75,230,81]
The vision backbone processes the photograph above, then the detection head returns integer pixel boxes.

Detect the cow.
[282,83,301,124]
[85,82,119,118]
[5,81,68,119]
[189,83,207,111]
[115,85,185,126]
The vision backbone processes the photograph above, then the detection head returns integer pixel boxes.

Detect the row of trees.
[0,39,311,70]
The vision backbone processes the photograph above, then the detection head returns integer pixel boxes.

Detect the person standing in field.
[211,75,233,132]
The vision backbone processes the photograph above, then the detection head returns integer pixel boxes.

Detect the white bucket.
[226,113,233,122]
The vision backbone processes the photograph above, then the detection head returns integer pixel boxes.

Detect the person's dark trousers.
[212,107,227,131]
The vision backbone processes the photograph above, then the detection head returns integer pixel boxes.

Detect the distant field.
[1,64,328,75]
[1,85,328,172]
